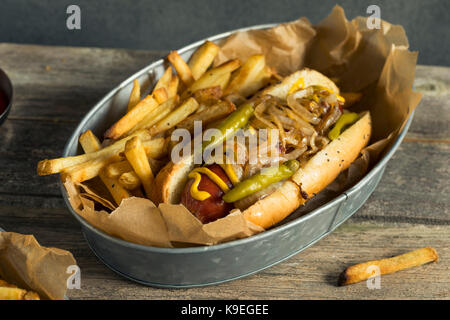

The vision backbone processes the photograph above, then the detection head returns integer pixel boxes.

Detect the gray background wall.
[0,0,448,66]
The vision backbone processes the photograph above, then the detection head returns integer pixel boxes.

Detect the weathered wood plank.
[410,66,450,141]
[1,204,447,300]
[63,223,446,300]
[0,43,164,121]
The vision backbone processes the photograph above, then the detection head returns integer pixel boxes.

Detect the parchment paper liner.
[0,232,77,300]
[62,5,422,248]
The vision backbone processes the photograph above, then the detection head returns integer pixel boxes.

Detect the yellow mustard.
[288,77,304,94]
[188,172,211,201]
[188,167,231,201]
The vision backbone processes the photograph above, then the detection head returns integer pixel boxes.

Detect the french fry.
[176,100,236,132]
[341,92,363,108]
[154,67,173,92]
[105,157,164,179]
[61,154,123,183]
[118,171,141,190]
[168,50,194,86]
[104,94,162,139]
[124,137,154,197]
[78,130,131,206]
[192,86,223,105]
[105,160,133,179]
[142,137,169,158]
[149,97,199,135]
[338,247,439,286]
[129,96,179,133]
[127,79,141,111]
[185,59,241,95]
[188,40,220,80]
[167,74,179,98]
[224,55,271,97]
[152,87,168,104]
[38,134,166,176]
[61,137,169,182]
[214,72,231,91]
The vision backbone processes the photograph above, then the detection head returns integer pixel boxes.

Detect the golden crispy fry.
[61,154,123,183]
[154,67,173,92]
[192,86,223,106]
[341,92,363,108]
[142,137,169,159]
[104,94,160,139]
[214,72,232,91]
[224,55,272,97]
[40,135,167,179]
[149,97,199,135]
[176,100,236,132]
[105,160,133,179]
[188,40,220,80]
[106,157,165,179]
[129,96,179,133]
[127,79,141,111]
[167,74,179,99]
[186,59,240,95]
[338,247,439,286]
[124,137,154,197]
[118,171,141,190]
[79,130,131,206]
[168,50,195,86]
[37,129,154,175]
[152,87,168,104]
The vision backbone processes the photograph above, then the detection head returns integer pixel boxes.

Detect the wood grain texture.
[0,44,448,299]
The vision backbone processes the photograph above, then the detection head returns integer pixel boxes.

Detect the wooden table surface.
[0,43,448,300]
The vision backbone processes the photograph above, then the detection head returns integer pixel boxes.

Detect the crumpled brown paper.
[64,179,263,248]
[62,5,421,248]
[0,232,77,300]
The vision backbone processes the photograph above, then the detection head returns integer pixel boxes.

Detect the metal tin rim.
[60,23,415,254]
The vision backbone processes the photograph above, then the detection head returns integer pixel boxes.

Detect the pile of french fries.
[37,41,276,207]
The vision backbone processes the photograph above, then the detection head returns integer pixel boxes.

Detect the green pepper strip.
[223,160,300,203]
[328,112,359,141]
[202,103,255,152]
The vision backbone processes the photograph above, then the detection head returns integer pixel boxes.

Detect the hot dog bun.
[242,111,371,228]
[151,68,342,205]
[151,69,372,229]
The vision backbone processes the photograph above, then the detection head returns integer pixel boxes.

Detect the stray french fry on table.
[338,247,439,286]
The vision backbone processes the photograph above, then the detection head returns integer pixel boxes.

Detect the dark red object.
[181,164,234,224]
[0,90,7,115]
